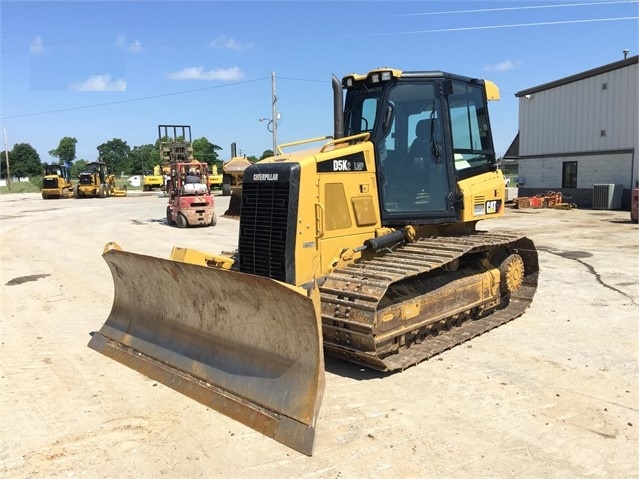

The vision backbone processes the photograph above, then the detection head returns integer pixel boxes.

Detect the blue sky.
[1,0,638,164]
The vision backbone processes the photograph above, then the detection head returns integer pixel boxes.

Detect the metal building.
[514,55,638,209]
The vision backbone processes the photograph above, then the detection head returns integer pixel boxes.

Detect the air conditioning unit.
[592,184,622,210]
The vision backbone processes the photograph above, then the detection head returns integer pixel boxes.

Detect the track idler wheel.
[499,254,525,295]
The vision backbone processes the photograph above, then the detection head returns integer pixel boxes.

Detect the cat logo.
[485,199,502,214]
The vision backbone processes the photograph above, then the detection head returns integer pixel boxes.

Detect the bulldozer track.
[320,231,538,371]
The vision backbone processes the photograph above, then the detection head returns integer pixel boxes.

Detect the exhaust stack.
[332,74,344,139]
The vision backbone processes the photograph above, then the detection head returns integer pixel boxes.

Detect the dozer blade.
[88,246,325,455]
[223,185,242,217]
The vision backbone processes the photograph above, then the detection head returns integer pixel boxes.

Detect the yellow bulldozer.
[41,164,73,199]
[89,68,539,455]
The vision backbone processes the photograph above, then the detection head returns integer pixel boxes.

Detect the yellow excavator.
[89,68,538,455]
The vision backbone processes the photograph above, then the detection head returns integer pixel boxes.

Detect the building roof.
[503,132,519,160]
[515,55,638,97]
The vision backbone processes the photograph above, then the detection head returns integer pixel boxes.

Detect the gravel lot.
[1,192,637,478]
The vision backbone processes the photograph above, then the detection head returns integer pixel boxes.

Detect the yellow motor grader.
[106,172,127,197]
[74,161,126,198]
[89,68,538,455]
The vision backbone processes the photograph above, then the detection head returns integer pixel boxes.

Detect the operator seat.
[406,118,448,211]
[408,119,432,161]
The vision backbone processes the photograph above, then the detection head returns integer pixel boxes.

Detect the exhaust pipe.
[332,74,344,139]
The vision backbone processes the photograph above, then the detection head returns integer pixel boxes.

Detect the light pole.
[259,71,279,154]
[259,115,279,154]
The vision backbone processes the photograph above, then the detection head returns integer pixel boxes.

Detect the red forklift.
[159,125,216,228]
[166,161,217,228]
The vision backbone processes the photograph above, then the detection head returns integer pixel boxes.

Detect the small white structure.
[127,175,141,187]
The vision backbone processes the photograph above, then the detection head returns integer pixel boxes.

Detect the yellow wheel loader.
[41,164,73,199]
[89,69,539,455]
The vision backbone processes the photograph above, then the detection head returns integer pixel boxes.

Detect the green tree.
[259,150,274,160]
[71,159,88,178]
[192,137,223,168]
[0,150,7,178]
[48,137,77,165]
[97,138,131,176]
[131,144,159,174]
[10,143,42,179]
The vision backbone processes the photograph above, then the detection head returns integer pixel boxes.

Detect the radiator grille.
[42,178,58,188]
[238,181,291,282]
[79,174,94,185]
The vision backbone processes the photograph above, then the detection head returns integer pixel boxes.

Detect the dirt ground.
[1,192,638,479]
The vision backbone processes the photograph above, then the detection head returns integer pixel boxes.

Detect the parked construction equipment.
[513,191,576,209]
[89,68,539,455]
[221,142,252,216]
[74,162,126,198]
[142,165,165,191]
[158,125,216,227]
[208,164,223,190]
[165,160,217,227]
[41,164,73,199]
[106,173,128,197]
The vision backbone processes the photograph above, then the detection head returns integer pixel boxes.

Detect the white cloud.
[30,36,44,54]
[115,34,144,53]
[69,74,126,91]
[208,35,253,52]
[484,60,519,72]
[128,40,144,53]
[166,66,244,81]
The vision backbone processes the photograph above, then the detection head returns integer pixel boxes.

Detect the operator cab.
[342,69,498,226]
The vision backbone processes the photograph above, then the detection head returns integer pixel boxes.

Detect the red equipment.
[166,161,217,228]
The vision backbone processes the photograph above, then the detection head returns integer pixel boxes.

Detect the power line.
[278,76,326,84]
[377,0,639,17]
[358,16,639,36]
[1,78,269,120]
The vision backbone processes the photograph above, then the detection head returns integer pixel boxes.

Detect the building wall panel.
[519,63,638,157]
[518,153,633,189]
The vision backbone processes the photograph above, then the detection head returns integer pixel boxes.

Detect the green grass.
[0,177,42,194]
[0,177,141,194]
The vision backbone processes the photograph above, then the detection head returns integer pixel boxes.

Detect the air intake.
[592,184,622,210]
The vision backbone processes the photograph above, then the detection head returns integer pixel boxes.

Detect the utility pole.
[3,125,10,191]
[271,71,278,154]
